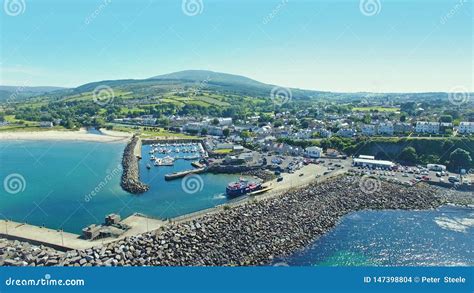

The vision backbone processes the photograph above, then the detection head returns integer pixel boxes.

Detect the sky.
[0,0,472,92]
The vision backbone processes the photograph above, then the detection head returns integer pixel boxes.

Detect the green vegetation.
[352,106,400,112]
[213,149,233,154]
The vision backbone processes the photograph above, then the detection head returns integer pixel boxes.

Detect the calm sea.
[0,140,239,233]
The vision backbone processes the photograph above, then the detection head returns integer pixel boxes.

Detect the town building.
[394,122,413,134]
[305,146,323,158]
[415,122,440,134]
[319,129,332,138]
[361,124,376,136]
[458,122,474,134]
[336,128,356,138]
[352,158,394,169]
[377,122,394,136]
[39,121,53,128]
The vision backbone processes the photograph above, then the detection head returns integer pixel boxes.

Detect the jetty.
[0,214,165,251]
[164,167,206,181]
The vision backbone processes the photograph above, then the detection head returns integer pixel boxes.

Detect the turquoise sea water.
[273,206,474,266]
[0,140,239,233]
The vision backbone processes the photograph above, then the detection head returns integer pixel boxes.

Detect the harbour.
[0,139,258,234]
[0,136,472,267]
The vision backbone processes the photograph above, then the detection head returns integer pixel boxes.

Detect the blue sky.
[0,0,472,92]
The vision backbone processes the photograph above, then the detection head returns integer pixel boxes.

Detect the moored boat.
[226,179,262,197]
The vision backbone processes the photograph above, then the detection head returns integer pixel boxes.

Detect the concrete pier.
[0,214,165,251]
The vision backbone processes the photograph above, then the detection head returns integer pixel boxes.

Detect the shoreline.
[1,175,462,267]
[0,128,132,143]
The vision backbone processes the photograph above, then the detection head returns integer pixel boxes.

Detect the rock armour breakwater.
[0,176,448,266]
[120,136,149,194]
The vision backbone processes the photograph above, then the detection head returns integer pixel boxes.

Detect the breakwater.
[0,176,448,266]
[120,136,149,194]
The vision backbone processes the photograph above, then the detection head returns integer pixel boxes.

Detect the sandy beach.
[0,128,132,143]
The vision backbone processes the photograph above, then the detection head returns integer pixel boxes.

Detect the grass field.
[213,148,233,154]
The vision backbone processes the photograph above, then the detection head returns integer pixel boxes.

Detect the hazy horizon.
[1,0,472,92]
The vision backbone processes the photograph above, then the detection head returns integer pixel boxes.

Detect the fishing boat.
[146,164,151,169]
[226,178,262,197]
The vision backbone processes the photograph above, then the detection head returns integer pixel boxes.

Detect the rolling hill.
[0,70,459,105]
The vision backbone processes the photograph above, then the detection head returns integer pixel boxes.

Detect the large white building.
[415,122,440,134]
[458,122,474,134]
[353,157,394,169]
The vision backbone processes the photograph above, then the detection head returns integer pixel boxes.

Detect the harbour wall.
[120,135,149,194]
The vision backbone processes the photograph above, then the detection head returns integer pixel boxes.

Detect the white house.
[39,121,53,128]
[319,129,332,138]
[394,123,413,134]
[336,128,356,138]
[361,124,376,136]
[377,122,394,136]
[305,146,322,158]
[458,122,474,134]
[255,125,272,135]
[415,122,439,134]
